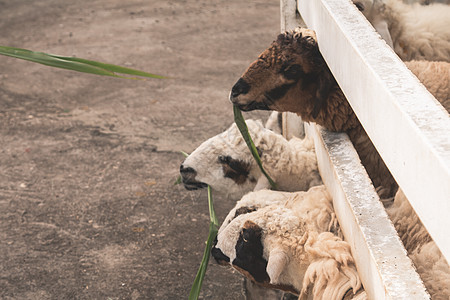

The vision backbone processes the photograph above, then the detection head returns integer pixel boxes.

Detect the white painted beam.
[280,0,305,32]
[305,123,429,299]
[298,0,450,264]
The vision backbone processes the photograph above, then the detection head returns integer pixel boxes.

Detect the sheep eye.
[355,2,364,11]
[282,64,303,81]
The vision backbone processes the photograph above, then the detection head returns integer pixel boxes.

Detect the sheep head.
[212,187,363,298]
[212,207,301,295]
[353,0,394,48]
[230,28,336,122]
[180,120,267,199]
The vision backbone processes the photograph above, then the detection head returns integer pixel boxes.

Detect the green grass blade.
[0,46,165,79]
[188,186,219,300]
[173,176,183,185]
[207,186,219,227]
[47,54,167,78]
[233,105,277,190]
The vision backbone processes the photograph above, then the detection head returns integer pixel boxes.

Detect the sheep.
[180,119,322,200]
[386,189,450,299]
[180,116,449,297]
[229,27,450,198]
[405,60,450,110]
[213,188,450,299]
[229,27,397,198]
[353,0,450,62]
[212,186,366,299]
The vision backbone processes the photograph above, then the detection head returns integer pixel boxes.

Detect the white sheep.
[353,0,450,61]
[387,189,450,299]
[212,186,366,299]
[180,119,322,199]
[181,119,449,298]
[214,187,450,299]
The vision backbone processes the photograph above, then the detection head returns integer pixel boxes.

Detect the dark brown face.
[212,220,269,282]
[231,221,270,283]
[230,28,332,119]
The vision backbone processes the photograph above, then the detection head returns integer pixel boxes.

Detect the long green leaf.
[189,186,219,300]
[0,46,165,79]
[207,186,219,227]
[233,105,277,190]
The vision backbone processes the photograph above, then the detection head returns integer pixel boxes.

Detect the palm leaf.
[0,46,165,79]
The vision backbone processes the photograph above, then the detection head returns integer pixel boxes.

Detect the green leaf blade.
[47,54,167,79]
[233,105,277,190]
[0,46,165,79]
[188,186,219,300]
[188,222,218,300]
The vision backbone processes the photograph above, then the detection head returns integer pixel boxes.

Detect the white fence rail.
[281,0,450,298]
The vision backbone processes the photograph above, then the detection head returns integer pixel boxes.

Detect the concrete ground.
[0,0,280,299]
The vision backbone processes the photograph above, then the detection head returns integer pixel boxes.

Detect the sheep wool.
[405,60,450,111]
[213,186,365,299]
[354,0,450,62]
[180,119,322,199]
[230,27,450,198]
[386,189,450,299]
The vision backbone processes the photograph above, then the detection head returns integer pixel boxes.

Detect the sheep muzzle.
[179,164,207,190]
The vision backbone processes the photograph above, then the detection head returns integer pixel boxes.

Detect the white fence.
[281,0,450,298]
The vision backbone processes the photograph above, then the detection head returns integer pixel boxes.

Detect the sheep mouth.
[182,180,208,191]
[211,246,230,266]
[236,101,270,112]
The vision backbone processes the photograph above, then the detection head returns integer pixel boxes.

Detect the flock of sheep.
[179,0,450,298]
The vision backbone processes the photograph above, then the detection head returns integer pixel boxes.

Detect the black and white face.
[211,211,271,281]
[211,190,286,268]
[211,204,299,295]
[179,121,264,199]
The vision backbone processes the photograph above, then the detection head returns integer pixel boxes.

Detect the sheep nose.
[180,164,196,175]
[230,78,250,99]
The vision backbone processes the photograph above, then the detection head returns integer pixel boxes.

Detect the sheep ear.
[372,18,393,48]
[312,71,334,119]
[266,248,289,284]
[254,175,270,191]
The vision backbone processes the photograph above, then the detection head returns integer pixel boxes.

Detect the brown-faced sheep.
[229,27,396,197]
[212,187,366,299]
[353,0,450,62]
[180,119,322,199]
[229,27,450,198]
